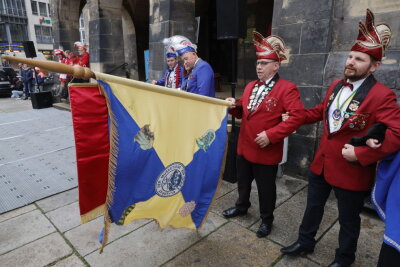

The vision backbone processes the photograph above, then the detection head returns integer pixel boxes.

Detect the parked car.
[0,67,17,96]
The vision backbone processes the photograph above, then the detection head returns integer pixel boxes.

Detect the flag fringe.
[80,204,105,224]
[98,84,119,253]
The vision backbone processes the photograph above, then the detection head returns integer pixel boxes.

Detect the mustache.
[345,66,356,70]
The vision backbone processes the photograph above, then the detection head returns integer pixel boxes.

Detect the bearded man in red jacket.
[221,32,305,238]
[281,9,400,267]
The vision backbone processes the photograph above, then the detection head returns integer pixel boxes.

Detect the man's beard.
[344,66,369,82]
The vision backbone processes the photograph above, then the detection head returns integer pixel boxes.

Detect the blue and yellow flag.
[95,73,228,244]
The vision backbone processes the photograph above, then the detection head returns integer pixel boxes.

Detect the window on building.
[47,3,50,16]
[38,2,47,17]
[31,0,38,15]
[35,25,52,43]
[0,24,7,42]
[10,24,28,42]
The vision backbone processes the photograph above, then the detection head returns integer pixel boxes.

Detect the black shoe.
[221,207,247,218]
[327,262,350,267]
[280,242,314,256]
[256,222,272,238]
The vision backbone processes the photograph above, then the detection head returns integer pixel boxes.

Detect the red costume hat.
[253,31,287,62]
[351,9,391,61]
[53,49,64,56]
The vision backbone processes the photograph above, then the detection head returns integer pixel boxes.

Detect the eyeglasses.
[256,61,276,66]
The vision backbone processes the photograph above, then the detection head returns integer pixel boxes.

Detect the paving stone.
[53,254,86,267]
[274,255,320,267]
[0,204,36,223]
[65,216,152,256]
[250,187,338,247]
[0,209,55,254]
[0,232,72,267]
[215,180,237,199]
[46,201,80,233]
[164,222,281,266]
[212,176,307,228]
[211,185,260,228]
[84,212,226,266]
[308,213,384,267]
[275,175,308,207]
[36,188,78,212]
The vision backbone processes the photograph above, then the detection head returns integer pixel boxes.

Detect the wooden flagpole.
[2,55,95,79]
[2,55,232,107]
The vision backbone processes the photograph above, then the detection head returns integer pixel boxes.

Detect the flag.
[70,73,228,250]
[69,84,109,223]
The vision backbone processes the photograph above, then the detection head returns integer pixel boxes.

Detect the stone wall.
[148,0,196,81]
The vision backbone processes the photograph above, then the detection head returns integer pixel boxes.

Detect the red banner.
[69,84,109,223]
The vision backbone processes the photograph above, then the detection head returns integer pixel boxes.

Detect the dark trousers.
[23,81,32,96]
[235,155,278,224]
[378,242,400,267]
[298,172,367,266]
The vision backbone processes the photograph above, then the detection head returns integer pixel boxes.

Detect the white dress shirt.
[328,78,366,133]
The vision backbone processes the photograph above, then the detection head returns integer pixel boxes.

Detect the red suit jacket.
[230,74,305,165]
[306,75,400,191]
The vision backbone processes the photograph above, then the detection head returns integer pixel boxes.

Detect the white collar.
[346,77,367,91]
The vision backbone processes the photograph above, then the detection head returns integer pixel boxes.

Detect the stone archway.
[122,8,139,80]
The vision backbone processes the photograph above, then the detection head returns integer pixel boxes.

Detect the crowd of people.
[8,41,90,101]
[52,41,90,99]
[149,9,399,267]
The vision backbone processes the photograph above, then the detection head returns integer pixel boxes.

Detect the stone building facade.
[51,0,400,178]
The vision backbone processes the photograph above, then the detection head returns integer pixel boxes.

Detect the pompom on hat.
[351,9,391,61]
[74,41,88,51]
[253,31,287,62]
[163,35,197,56]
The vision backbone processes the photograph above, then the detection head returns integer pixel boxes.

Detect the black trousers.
[298,171,367,266]
[235,155,278,224]
[378,242,400,267]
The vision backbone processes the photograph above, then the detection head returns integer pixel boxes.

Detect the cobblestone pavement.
[0,97,384,267]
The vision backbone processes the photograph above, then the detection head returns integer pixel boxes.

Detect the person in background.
[166,35,215,97]
[53,49,69,97]
[21,64,33,100]
[151,47,183,89]
[11,77,24,99]
[33,67,45,92]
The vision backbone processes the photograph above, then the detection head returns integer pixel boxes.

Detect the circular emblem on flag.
[155,162,186,197]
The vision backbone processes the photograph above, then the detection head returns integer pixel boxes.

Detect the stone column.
[87,0,125,76]
[272,0,334,177]
[51,0,81,51]
[148,0,196,81]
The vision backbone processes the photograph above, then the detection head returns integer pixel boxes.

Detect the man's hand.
[255,131,270,148]
[282,112,289,122]
[342,144,358,162]
[151,80,157,85]
[225,97,236,109]
[366,138,381,149]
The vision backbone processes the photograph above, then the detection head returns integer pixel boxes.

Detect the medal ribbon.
[335,86,359,114]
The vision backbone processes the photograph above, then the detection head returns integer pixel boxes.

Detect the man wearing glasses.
[222,31,305,238]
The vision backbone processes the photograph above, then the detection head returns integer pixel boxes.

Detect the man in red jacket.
[221,32,305,238]
[281,9,400,267]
